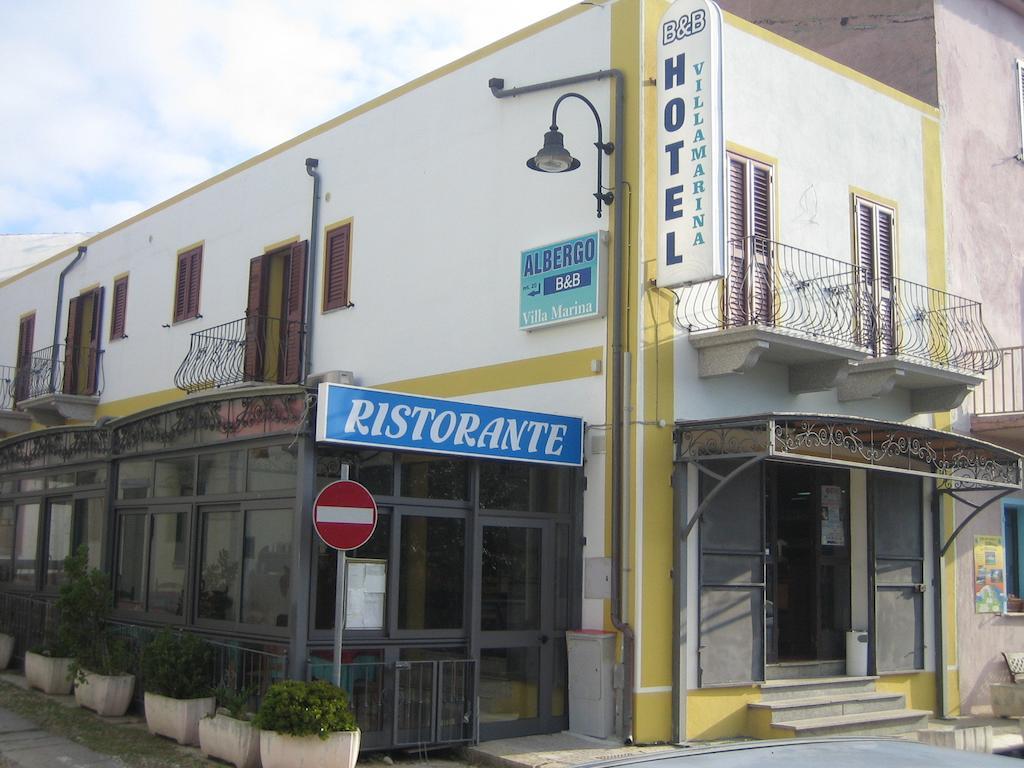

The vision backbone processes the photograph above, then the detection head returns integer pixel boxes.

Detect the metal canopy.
[675,413,1023,490]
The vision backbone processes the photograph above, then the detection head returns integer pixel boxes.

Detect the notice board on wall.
[974,535,1006,614]
[346,558,386,630]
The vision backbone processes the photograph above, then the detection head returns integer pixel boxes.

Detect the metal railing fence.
[0,592,59,664]
[973,346,1024,416]
[174,315,306,394]
[11,344,104,401]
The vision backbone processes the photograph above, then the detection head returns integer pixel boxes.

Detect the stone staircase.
[747,676,931,739]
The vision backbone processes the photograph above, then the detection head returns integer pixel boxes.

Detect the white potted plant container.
[24,650,74,694]
[74,669,136,717]
[141,629,217,746]
[200,710,262,768]
[0,633,14,670]
[255,680,359,768]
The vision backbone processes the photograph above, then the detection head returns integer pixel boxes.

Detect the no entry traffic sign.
[313,480,378,551]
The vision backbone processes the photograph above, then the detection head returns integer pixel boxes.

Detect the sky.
[0,0,576,236]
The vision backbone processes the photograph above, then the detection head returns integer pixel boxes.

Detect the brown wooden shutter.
[244,255,266,381]
[84,287,104,395]
[187,248,202,319]
[173,247,202,322]
[173,252,190,322]
[876,209,895,356]
[63,295,81,394]
[15,314,35,402]
[323,224,351,311]
[282,240,308,384]
[856,200,877,351]
[750,164,773,325]
[110,276,128,340]
[726,157,747,326]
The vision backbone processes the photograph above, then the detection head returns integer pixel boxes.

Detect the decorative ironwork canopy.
[675,413,1022,490]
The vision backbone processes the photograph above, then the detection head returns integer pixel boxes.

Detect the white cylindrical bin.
[566,630,616,739]
[846,630,868,676]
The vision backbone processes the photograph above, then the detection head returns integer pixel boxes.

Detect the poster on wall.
[345,559,386,630]
[974,535,1006,614]
[820,484,845,546]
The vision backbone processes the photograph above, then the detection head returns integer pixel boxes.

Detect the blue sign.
[316,384,584,467]
[520,232,607,330]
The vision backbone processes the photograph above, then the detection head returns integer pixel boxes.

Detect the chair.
[1001,652,1024,683]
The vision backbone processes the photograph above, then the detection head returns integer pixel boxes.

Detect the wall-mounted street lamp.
[525,92,614,219]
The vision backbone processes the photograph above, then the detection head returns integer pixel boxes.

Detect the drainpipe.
[51,245,87,392]
[490,69,634,743]
[303,158,321,382]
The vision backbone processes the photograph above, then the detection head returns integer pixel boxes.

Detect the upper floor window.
[726,152,774,326]
[323,222,352,312]
[853,196,896,356]
[110,274,128,340]
[173,245,203,323]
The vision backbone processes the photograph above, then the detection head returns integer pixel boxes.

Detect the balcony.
[12,344,104,426]
[677,237,997,412]
[175,315,306,395]
[971,346,1024,451]
[0,365,31,434]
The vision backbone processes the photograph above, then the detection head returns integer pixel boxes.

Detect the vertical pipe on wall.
[52,246,86,392]
[303,159,321,382]
[932,481,946,717]
[287,425,316,680]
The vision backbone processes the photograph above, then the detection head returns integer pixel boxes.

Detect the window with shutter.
[110,275,128,341]
[323,223,352,312]
[173,246,203,322]
[854,196,897,356]
[14,313,35,402]
[725,152,774,327]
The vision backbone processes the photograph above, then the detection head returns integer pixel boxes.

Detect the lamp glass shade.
[527,129,579,173]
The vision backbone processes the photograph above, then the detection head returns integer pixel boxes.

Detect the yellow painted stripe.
[378,346,604,398]
[93,387,187,419]
[0,2,596,290]
[723,11,939,118]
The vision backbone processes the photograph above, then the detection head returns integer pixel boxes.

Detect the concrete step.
[769,708,932,739]
[765,661,845,680]
[758,675,878,702]
[749,691,907,723]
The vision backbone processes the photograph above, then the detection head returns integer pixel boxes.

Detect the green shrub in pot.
[254,679,357,738]
[140,629,214,699]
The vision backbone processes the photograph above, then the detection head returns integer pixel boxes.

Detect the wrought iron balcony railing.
[678,238,864,348]
[174,314,306,394]
[12,344,104,402]
[973,346,1024,416]
[0,366,16,411]
[677,236,998,374]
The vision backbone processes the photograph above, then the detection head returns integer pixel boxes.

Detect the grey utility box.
[566,630,616,739]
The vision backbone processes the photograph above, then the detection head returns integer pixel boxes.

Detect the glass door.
[477,517,566,739]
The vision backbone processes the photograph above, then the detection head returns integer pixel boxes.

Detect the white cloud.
[0,0,576,234]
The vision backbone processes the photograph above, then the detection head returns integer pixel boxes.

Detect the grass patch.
[0,681,210,768]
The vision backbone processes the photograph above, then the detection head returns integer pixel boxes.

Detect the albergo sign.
[656,0,725,288]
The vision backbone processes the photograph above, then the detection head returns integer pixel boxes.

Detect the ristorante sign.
[316,383,584,467]
[656,0,725,288]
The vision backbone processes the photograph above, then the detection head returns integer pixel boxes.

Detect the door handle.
[540,634,549,644]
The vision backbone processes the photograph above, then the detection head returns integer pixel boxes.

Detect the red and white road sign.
[313,480,378,551]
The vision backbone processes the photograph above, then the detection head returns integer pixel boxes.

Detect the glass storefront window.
[154,456,195,497]
[0,478,13,494]
[316,451,394,497]
[148,512,187,616]
[47,473,75,490]
[481,525,541,631]
[480,462,565,512]
[45,500,73,587]
[315,511,390,630]
[73,497,104,570]
[0,504,14,582]
[199,510,242,622]
[479,647,539,722]
[14,503,39,586]
[400,455,468,501]
[19,477,44,493]
[247,446,296,492]
[241,509,292,627]
[198,451,244,495]
[118,460,153,499]
[398,515,464,630]
[116,515,146,611]
[76,468,107,486]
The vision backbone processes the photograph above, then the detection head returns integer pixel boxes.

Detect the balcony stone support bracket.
[838,365,906,402]
[18,393,100,426]
[910,384,971,415]
[0,410,32,435]
[695,338,770,378]
[789,360,851,394]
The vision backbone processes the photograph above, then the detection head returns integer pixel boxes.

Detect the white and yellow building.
[0,0,1015,747]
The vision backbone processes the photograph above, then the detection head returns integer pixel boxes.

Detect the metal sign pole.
[333,549,346,687]
[333,464,350,688]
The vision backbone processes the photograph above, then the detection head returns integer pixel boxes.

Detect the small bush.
[140,629,215,699]
[213,684,256,720]
[254,680,357,738]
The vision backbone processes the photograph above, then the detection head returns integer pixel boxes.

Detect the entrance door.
[766,464,851,664]
[476,517,567,739]
[245,241,307,385]
[64,287,103,395]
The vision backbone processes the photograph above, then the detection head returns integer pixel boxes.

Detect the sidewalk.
[0,707,126,768]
